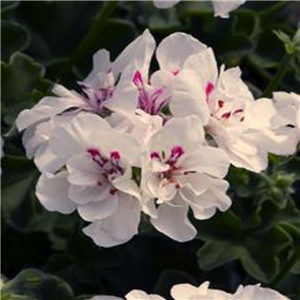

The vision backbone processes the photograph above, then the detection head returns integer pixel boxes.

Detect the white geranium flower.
[171,282,231,300]
[106,32,207,118]
[0,136,4,175]
[154,0,246,18]
[17,30,154,129]
[36,113,142,247]
[141,116,231,242]
[126,290,165,300]
[272,92,300,150]
[89,290,165,300]
[169,47,292,173]
[153,0,180,9]
[16,30,154,171]
[171,282,289,300]
[242,96,299,157]
[233,284,289,300]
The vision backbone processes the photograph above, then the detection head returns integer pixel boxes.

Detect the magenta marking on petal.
[87,148,100,157]
[205,82,214,97]
[110,151,121,160]
[233,109,244,115]
[109,188,117,195]
[170,146,184,160]
[221,112,231,119]
[172,69,180,76]
[218,100,224,108]
[133,70,143,87]
[150,151,160,160]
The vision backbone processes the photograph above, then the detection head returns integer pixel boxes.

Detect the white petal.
[153,0,180,9]
[126,290,165,300]
[112,29,155,76]
[212,0,246,18]
[83,49,111,86]
[50,112,110,161]
[34,142,64,173]
[233,284,288,300]
[112,175,141,200]
[16,85,86,131]
[184,48,218,84]
[171,283,199,299]
[68,184,111,204]
[67,153,100,186]
[36,172,76,214]
[151,199,196,242]
[83,195,140,247]
[148,115,205,155]
[170,70,210,125]
[181,147,230,178]
[156,32,207,72]
[78,197,118,221]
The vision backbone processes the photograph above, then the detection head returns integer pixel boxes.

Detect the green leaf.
[2,269,74,300]
[1,21,30,61]
[197,226,292,282]
[1,52,49,104]
[1,52,51,126]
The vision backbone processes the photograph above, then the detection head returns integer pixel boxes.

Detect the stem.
[262,53,293,98]
[270,247,300,287]
[60,1,118,79]
[259,1,291,19]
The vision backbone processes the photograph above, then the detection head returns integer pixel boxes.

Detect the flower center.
[80,72,115,113]
[133,70,169,115]
[87,148,123,194]
[205,82,245,123]
[150,146,185,188]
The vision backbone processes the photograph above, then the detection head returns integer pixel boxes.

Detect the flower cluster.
[17,30,300,247]
[89,282,289,300]
[153,0,246,18]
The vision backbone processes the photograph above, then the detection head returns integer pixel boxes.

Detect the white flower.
[212,0,246,18]
[141,116,231,242]
[89,290,165,300]
[126,290,165,300]
[171,282,231,300]
[0,136,4,175]
[153,0,180,9]
[153,0,246,18]
[169,47,291,173]
[36,113,142,247]
[16,30,154,171]
[242,96,299,157]
[106,32,207,118]
[272,91,300,152]
[233,284,289,300]
[171,282,289,300]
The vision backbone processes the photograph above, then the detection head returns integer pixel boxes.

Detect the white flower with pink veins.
[170,47,296,173]
[154,0,246,18]
[89,290,165,300]
[141,116,231,242]
[171,282,289,300]
[16,29,154,172]
[105,32,207,119]
[36,113,142,247]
